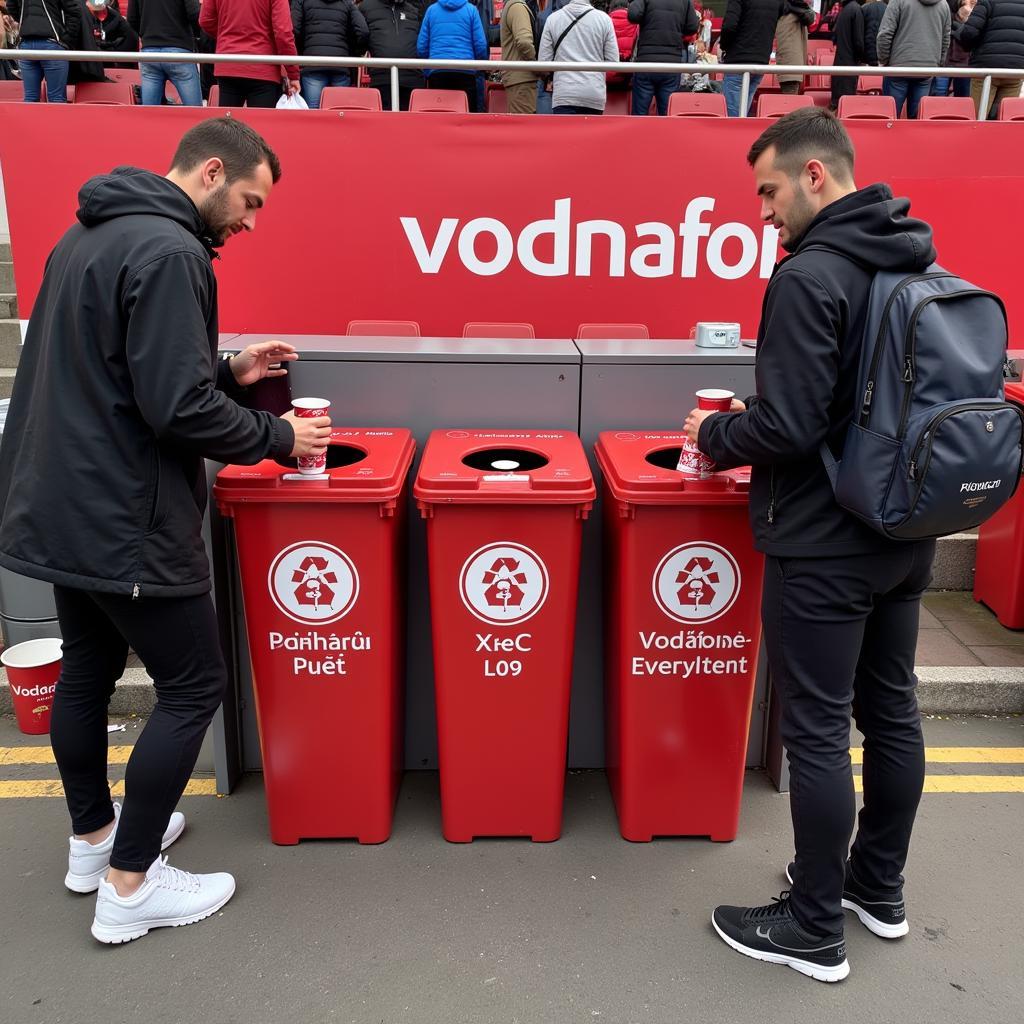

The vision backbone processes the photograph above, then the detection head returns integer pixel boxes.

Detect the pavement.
[0,713,1021,1024]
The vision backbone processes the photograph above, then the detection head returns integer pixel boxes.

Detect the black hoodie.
[0,168,294,598]
[700,184,937,557]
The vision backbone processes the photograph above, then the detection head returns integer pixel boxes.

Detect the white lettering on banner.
[400,198,781,281]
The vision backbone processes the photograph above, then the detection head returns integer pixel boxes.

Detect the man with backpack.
[684,108,1019,982]
[501,0,543,113]
[538,0,618,113]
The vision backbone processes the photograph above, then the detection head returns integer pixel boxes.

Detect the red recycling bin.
[414,430,596,842]
[596,431,765,842]
[214,429,415,844]
[974,382,1024,627]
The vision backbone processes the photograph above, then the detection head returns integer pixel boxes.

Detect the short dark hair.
[746,107,855,183]
[169,117,282,184]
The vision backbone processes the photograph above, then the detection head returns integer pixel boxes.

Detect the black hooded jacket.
[719,0,786,64]
[360,0,426,90]
[291,0,370,58]
[832,0,865,66]
[8,0,81,47]
[955,0,1024,69]
[0,169,294,598]
[700,185,937,557]
[627,0,699,64]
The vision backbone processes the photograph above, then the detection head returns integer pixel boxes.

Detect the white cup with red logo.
[291,397,331,476]
[677,388,734,478]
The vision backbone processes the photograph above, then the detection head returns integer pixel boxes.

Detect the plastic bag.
[276,92,309,111]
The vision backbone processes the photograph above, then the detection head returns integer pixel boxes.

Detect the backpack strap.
[552,8,594,58]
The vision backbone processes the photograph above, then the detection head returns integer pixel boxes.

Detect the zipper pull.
[908,461,917,481]
[903,357,914,383]
[862,381,874,415]
[132,583,140,600]
[767,501,774,524]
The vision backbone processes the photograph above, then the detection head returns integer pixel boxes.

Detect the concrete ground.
[0,714,1021,1024]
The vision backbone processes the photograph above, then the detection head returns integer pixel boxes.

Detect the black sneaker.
[712,893,849,983]
[785,861,909,940]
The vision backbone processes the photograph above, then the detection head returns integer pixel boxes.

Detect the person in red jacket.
[200,0,300,106]
[607,0,638,87]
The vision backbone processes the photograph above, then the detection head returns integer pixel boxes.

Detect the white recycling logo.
[652,542,741,624]
[267,541,359,625]
[459,542,549,625]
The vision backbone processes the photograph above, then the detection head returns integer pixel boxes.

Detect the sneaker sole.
[65,818,187,895]
[711,915,850,983]
[90,880,236,945]
[841,898,910,939]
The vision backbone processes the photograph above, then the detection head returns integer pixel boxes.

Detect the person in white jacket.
[538,0,618,113]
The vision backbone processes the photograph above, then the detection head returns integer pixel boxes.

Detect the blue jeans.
[19,39,68,103]
[883,76,932,119]
[537,80,552,114]
[931,75,971,99]
[140,47,202,106]
[723,72,763,117]
[631,72,679,116]
[299,69,351,109]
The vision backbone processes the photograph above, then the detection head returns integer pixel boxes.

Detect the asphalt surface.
[0,713,1021,1024]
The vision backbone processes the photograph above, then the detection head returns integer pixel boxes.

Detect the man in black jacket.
[719,0,785,115]
[830,0,865,109]
[360,0,425,108]
[127,0,201,104]
[292,0,370,108]
[84,0,140,67]
[955,0,1024,118]
[627,0,698,115]
[9,0,81,101]
[0,118,331,944]
[687,109,938,982]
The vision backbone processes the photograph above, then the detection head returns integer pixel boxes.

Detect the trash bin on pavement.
[974,382,1024,627]
[595,431,765,842]
[214,429,415,844]
[414,430,596,842]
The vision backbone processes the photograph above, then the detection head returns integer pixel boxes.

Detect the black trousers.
[51,586,227,872]
[763,541,936,935]
[428,71,479,112]
[217,76,281,108]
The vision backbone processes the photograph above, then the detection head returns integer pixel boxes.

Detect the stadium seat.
[0,81,26,102]
[605,90,631,116]
[486,84,508,113]
[999,97,1024,121]
[73,82,135,105]
[576,324,650,340]
[856,75,883,95]
[755,93,814,118]
[463,322,535,338]
[807,39,835,60]
[917,96,975,121]
[808,51,833,91]
[409,89,468,113]
[757,73,780,93]
[206,85,221,107]
[837,95,897,120]
[346,320,421,337]
[667,92,727,117]
[805,90,832,108]
[320,87,383,111]
[105,69,142,86]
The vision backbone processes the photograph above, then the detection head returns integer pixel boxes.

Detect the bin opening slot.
[275,443,368,472]
[645,447,685,471]
[461,448,550,473]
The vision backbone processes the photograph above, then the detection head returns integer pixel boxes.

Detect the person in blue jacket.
[417,0,489,110]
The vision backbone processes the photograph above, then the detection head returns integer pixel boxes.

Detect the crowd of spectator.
[3,0,1022,118]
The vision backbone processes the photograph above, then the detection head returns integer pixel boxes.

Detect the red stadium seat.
[667,92,727,117]
[837,95,897,120]
[105,69,142,86]
[856,75,883,95]
[808,51,833,91]
[999,97,1024,121]
[0,81,26,102]
[486,84,508,113]
[206,85,221,107]
[463,322,535,338]
[755,93,814,118]
[576,324,650,340]
[409,88,468,113]
[346,320,421,337]
[320,87,383,111]
[73,82,135,105]
[807,39,835,60]
[917,96,976,121]
[604,90,632,116]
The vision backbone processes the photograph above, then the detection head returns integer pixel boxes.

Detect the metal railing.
[3,49,1023,116]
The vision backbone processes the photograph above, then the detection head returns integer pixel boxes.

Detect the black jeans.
[427,71,479,112]
[763,541,936,935]
[216,76,282,108]
[51,586,227,872]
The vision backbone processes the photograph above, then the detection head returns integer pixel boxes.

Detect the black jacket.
[8,0,81,47]
[627,0,698,64]
[0,169,294,598]
[862,1,886,65]
[700,185,937,558]
[360,0,426,89]
[291,0,369,57]
[955,0,1024,68]
[720,0,785,63]
[86,7,139,52]
[126,0,199,51]
[832,0,865,65]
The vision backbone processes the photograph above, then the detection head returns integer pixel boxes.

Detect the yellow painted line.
[850,747,1024,765]
[0,746,135,766]
[854,776,1024,794]
[0,778,221,798]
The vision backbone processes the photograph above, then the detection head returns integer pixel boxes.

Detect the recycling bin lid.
[214,429,415,506]
[595,431,751,506]
[414,429,596,505]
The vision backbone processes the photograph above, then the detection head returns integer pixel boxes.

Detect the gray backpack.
[818,259,1024,540]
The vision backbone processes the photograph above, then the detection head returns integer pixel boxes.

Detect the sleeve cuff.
[216,356,248,398]
[272,417,295,460]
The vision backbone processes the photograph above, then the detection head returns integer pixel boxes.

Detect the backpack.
[504,0,543,53]
[816,258,1024,540]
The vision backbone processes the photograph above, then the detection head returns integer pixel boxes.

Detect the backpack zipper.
[767,466,775,524]
[132,583,140,600]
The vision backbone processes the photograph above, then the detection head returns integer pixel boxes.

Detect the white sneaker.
[65,803,186,893]
[91,855,236,944]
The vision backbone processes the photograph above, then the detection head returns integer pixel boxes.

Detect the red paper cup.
[291,397,331,476]
[2,638,62,735]
[676,388,735,478]
[696,388,735,413]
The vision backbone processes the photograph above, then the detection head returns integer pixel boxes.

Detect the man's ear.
[805,158,828,195]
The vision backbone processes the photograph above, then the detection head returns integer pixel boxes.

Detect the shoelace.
[742,891,794,924]
[153,856,202,894]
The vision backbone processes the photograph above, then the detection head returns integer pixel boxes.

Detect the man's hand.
[282,410,332,458]
[229,340,298,387]
[683,399,745,443]
[287,79,300,95]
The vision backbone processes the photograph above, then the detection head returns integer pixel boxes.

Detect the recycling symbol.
[482,558,528,612]
[292,556,338,613]
[653,542,740,624]
[677,557,719,610]
[268,542,359,624]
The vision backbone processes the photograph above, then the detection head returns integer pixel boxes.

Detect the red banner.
[1,105,1022,340]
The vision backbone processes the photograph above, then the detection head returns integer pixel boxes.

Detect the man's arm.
[875,1,897,65]
[939,4,950,64]
[58,0,81,48]
[509,3,536,61]
[627,0,646,26]
[127,0,139,36]
[683,0,699,37]
[271,0,300,83]
[699,269,842,468]
[719,0,742,54]
[198,0,218,39]
[537,17,554,62]
[955,0,986,49]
